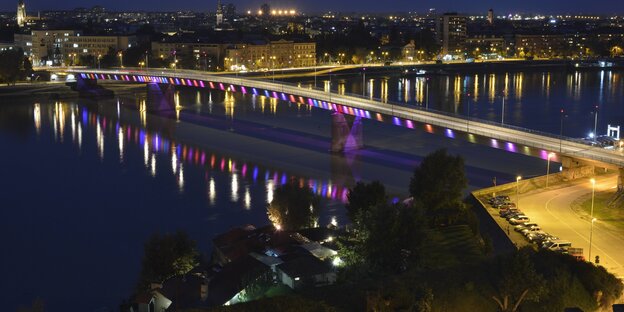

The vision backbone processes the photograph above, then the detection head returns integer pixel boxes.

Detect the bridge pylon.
[146,82,176,112]
[331,113,363,153]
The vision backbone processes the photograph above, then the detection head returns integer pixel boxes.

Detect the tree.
[489,248,546,312]
[0,48,25,85]
[137,231,199,290]
[409,149,468,226]
[346,181,387,223]
[267,181,320,231]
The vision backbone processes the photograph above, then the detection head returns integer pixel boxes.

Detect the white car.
[509,215,530,225]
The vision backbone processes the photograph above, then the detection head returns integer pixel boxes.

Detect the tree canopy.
[409,148,468,225]
[0,48,31,85]
[137,231,199,290]
[345,180,387,222]
[267,181,320,231]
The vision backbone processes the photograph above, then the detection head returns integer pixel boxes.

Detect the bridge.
[68,68,624,189]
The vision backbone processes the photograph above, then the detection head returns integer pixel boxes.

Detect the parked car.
[514,222,538,232]
[542,240,572,251]
[509,215,530,225]
[531,234,559,247]
[521,226,542,236]
[504,211,523,220]
[500,208,520,218]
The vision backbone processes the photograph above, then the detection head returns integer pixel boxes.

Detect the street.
[517,174,624,278]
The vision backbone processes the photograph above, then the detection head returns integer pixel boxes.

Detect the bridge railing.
[73,68,624,166]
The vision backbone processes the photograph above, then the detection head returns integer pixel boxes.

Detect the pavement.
[501,174,624,278]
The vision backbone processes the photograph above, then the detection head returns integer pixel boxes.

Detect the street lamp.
[592,105,598,144]
[560,108,567,153]
[118,51,123,68]
[97,54,101,69]
[546,152,555,188]
[589,178,596,260]
[516,176,522,209]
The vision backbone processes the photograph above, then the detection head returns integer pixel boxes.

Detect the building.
[276,254,337,289]
[14,30,136,66]
[151,39,227,70]
[224,39,315,70]
[487,9,494,25]
[436,12,467,57]
[62,34,136,65]
[16,0,26,27]
[515,34,568,58]
[215,0,223,27]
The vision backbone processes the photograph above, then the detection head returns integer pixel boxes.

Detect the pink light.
[241,86,247,94]
[209,82,215,89]
[406,120,414,129]
[199,81,205,88]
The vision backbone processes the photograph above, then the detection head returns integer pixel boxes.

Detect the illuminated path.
[68,68,624,170]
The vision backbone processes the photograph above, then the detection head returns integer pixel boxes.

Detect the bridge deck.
[69,68,624,168]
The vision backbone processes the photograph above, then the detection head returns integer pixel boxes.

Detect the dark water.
[1,68,622,311]
[302,68,624,138]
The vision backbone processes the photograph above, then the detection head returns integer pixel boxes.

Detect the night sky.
[2,0,624,14]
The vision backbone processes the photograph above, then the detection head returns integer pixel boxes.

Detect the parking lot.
[476,173,624,278]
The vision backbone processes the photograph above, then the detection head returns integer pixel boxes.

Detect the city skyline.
[2,0,624,14]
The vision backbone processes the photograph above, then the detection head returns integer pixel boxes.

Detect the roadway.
[68,68,624,170]
[517,174,624,278]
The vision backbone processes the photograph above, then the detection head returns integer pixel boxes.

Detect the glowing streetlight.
[117,51,124,68]
[516,176,522,209]
[546,152,555,188]
[589,179,596,260]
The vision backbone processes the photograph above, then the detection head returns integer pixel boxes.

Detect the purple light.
[406,120,414,129]
[445,129,455,138]
[199,80,205,88]
[241,86,247,94]
[252,88,258,95]
[491,139,499,148]
[393,117,401,126]
[506,142,517,152]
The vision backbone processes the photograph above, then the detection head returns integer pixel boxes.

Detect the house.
[127,289,172,312]
[276,254,337,289]
[207,254,272,306]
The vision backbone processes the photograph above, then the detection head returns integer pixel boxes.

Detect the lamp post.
[425,78,429,109]
[516,176,522,209]
[560,108,566,153]
[593,105,598,143]
[546,152,555,188]
[362,67,366,97]
[589,178,596,261]
[501,96,505,124]
[97,54,101,69]
[118,51,123,68]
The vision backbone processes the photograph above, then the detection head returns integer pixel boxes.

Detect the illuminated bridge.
[68,68,624,188]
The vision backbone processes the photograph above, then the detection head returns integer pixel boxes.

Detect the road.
[69,68,624,169]
[518,174,624,278]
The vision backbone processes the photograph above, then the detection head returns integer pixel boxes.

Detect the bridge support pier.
[331,113,363,153]
[560,156,595,181]
[146,82,175,112]
[72,77,113,97]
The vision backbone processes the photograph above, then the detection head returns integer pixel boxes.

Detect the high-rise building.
[16,0,26,27]
[487,9,494,25]
[436,13,467,57]
[216,0,223,26]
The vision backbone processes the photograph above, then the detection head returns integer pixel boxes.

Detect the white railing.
[69,68,624,168]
